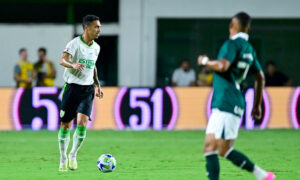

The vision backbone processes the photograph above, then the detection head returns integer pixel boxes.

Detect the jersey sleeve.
[63,40,77,57]
[250,51,262,74]
[217,40,238,63]
[14,64,20,75]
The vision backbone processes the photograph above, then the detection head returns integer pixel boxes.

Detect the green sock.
[76,125,87,137]
[225,149,254,172]
[205,152,220,180]
[59,128,70,139]
[58,127,70,160]
[70,125,87,156]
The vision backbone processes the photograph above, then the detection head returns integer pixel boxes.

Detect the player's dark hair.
[19,48,26,54]
[82,15,99,29]
[38,47,47,55]
[233,12,251,31]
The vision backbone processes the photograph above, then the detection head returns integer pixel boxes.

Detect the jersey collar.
[80,36,93,47]
[231,32,249,41]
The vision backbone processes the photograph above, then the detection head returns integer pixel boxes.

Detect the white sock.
[58,133,70,161]
[69,131,86,157]
[253,165,268,180]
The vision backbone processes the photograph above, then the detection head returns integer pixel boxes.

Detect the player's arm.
[14,74,29,83]
[46,62,56,78]
[94,67,103,99]
[14,65,31,83]
[59,53,85,71]
[252,71,265,120]
[197,56,231,73]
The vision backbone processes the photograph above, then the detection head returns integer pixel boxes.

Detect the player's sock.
[205,151,220,180]
[253,165,268,180]
[69,125,87,157]
[58,127,70,161]
[224,147,254,172]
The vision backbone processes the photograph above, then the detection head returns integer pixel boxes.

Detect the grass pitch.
[0,129,299,180]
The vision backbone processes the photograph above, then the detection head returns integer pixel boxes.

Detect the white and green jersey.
[63,36,100,85]
[211,32,262,117]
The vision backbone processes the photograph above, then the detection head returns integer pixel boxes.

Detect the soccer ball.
[97,154,117,172]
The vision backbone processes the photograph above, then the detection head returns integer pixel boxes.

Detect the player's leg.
[58,83,78,172]
[69,113,89,170]
[69,85,94,170]
[58,121,72,172]
[204,134,219,180]
[204,109,225,180]
[217,112,275,180]
[218,139,275,180]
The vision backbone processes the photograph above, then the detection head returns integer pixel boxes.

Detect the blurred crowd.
[14,48,56,88]
[171,60,291,87]
[14,48,292,88]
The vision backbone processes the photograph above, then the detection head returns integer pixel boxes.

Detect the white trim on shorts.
[206,108,242,140]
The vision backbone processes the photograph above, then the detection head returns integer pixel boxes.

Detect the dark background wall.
[0,0,119,23]
[157,18,300,86]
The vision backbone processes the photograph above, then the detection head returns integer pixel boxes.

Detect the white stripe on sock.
[224,147,234,158]
[239,160,246,168]
[204,150,218,157]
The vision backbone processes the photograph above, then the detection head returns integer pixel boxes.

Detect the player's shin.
[224,147,254,171]
[204,151,220,180]
[58,127,70,160]
[224,147,268,180]
[70,125,87,157]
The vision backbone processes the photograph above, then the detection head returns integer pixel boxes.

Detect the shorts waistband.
[67,83,94,87]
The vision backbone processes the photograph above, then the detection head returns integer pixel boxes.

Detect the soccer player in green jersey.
[198,12,275,180]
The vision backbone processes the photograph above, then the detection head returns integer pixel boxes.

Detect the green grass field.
[0,129,299,180]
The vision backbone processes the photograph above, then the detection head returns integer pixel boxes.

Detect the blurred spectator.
[171,60,196,86]
[34,47,56,86]
[14,48,34,88]
[265,61,291,86]
[197,66,213,86]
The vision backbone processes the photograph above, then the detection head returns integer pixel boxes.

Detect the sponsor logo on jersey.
[79,59,95,69]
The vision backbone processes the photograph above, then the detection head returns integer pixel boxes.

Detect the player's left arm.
[197,40,236,72]
[94,66,103,99]
[251,51,265,120]
[252,71,265,120]
[48,62,56,79]
[197,56,231,72]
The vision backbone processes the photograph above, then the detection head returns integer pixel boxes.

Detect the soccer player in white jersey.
[58,15,103,172]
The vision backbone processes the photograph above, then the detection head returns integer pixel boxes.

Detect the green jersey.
[211,32,262,117]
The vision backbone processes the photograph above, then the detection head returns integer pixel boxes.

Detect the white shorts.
[206,108,242,140]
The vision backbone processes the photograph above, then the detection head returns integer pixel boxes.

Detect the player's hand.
[26,77,33,83]
[95,86,104,99]
[72,63,85,71]
[197,55,209,66]
[251,106,262,121]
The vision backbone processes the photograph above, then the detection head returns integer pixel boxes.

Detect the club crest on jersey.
[60,110,65,118]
